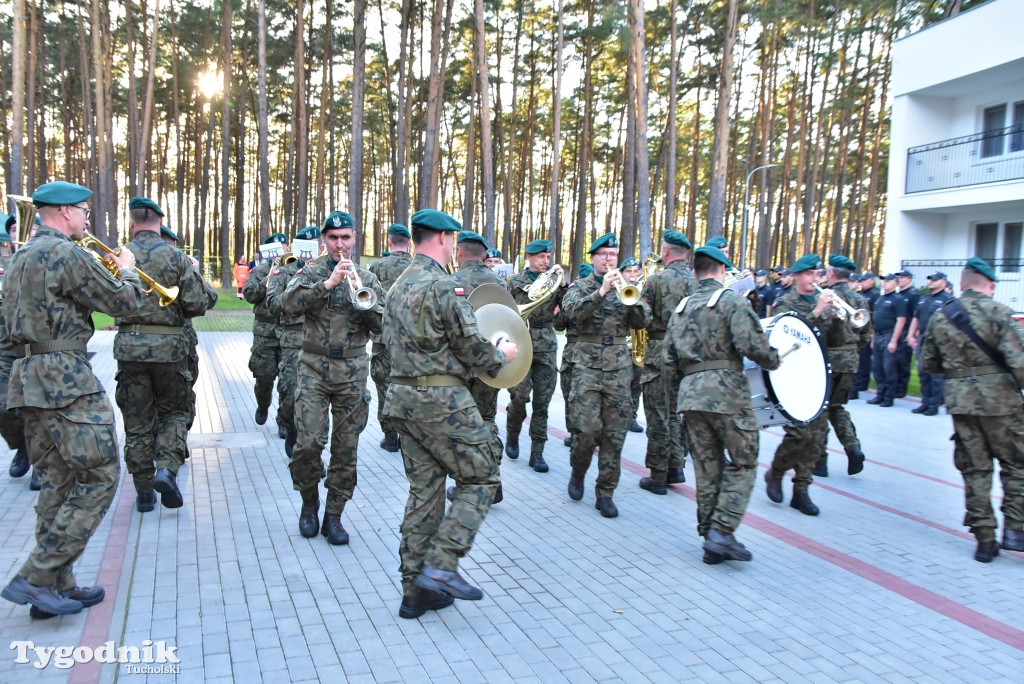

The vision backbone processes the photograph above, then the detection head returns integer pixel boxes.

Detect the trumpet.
[345,268,378,311]
[77,232,179,307]
[814,284,870,328]
[518,264,564,320]
[607,268,641,306]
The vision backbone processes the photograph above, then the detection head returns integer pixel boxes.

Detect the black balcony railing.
[905,124,1024,194]
[900,258,1024,311]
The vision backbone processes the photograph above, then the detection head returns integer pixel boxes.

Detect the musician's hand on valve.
[812,290,833,317]
[599,269,617,297]
[324,260,347,290]
[110,248,136,272]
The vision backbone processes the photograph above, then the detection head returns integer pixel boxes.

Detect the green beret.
[693,246,734,270]
[411,208,461,232]
[664,230,690,249]
[525,239,553,255]
[458,230,488,248]
[619,257,640,270]
[32,181,92,207]
[128,196,165,217]
[3,214,13,232]
[705,236,728,249]
[486,249,502,259]
[381,250,391,257]
[159,225,180,243]
[828,254,856,271]
[387,223,411,238]
[588,233,618,254]
[791,254,824,274]
[264,233,288,245]
[965,256,998,282]
[295,225,321,240]
[579,263,594,278]
[323,211,355,231]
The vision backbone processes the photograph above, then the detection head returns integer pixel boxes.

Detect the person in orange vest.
[232,258,251,299]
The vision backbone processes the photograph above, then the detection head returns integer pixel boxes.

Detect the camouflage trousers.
[771,413,830,492]
[370,347,397,442]
[276,343,301,434]
[184,330,200,431]
[468,377,503,460]
[249,333,280,420]
[18,393,119,589]
[559,354,576,435]
[827,371,861,454]
[684,409,761,538]
[506,351,558,453]
[289,363,370,516]
[641,358,687,481]
[0,407,25,452]
[393,407,499,594]
[630,362,642,420]
[568,365,632,498]
[951,414,1024,539]
[115,360,192,491]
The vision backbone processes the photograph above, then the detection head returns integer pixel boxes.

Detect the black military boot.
[790,490,820,516]
[529,452,549,473]
[320,514,350,545]
[666,467,686,485]
[492,485,503,505]
[628,420,643,433]
[563,435,573,448]
[567,471,584,501]
[284,431,298,459]
[813,458,829,478]
[764,469,784,503]
[505,433,520,459]
[702,549,725,565]
[1001,529,1024,552]
[29,469,41,491]
[254,406,269,425]
[299,496,320,538]
[639,477,667,495]
[136,489,157,513]
[594,497,618,518]
[153,468,184,509]
[398,588,454,620]
[975,539,1000,563]
[703,528,752,562]
[379,434,401,453]
[847,448,865,476]
[278,426,287,439]
[9,448,29,478]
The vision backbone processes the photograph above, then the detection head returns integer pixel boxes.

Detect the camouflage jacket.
[641,260,697,374]
[664,278,780,416]
[113,231,215,364]
[507,267,564,355]
[382,253,506,422]
[451,260,508,296]
[823,282,872,372]
[266,259,305,350]
[369,250,412,349]
[4,227,145,409]
[562,272,652,371]
[920,290,1024,416]
[242,259,278,337]
[281,256,385,383]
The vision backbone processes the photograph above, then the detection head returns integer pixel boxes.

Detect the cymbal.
[473,302,533,389]
[468,283,518,311]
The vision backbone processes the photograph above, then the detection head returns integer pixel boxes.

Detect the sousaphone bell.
[468,284,533,389]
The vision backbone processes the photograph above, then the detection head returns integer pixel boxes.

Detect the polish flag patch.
[454,287,465,296]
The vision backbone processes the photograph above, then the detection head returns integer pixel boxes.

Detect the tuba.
[78,232,179,307]
[629,254,663,366]
[6,194,37,247]
[518,265,564,320]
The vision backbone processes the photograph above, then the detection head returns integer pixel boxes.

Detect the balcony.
[906,124,1024,194]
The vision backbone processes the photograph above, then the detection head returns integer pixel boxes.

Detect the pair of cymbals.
[468,284,533,389]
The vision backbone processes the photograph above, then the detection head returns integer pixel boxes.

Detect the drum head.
[763,312,831,424]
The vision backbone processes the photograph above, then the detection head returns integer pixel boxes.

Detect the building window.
[975,223,998,262]
[1011,101,1024,154]
[982,105,1006,158]
[1006,223,1023,274]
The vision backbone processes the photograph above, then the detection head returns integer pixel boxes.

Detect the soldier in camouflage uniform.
[505,239,566,473]
[0,229,29,482]
[637,231,696,495]
[555,263,592,449]
[0,182,144,618]
[282,211,385,546]
[114,198,215,511]
[621,257,645,434]
[369,224,413,453]
[243,233,288,430]
[664,245,780,563]
[762,255,834,517]
[562,233,652,519]
[383,209,518,619]
[921,257,1024,563]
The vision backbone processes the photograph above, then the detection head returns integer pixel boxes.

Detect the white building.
[884,0,1024,306]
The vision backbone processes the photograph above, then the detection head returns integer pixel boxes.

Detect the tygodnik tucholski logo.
[11,639,181,673]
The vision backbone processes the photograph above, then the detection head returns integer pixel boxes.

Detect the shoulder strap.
[674,296,691,315]
[941,299,1020,390]
[707,288,726,308]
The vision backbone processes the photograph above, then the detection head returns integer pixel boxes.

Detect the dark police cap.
[411,208,461,232]
[295,225,321,240]
[664,230,690,249]
[862,270,874,279]
[32,181,92,207]
[755,269,768,277]
[128,196,165,217]
[778,268,792,276]
[772,264,785,272]
[705,236,728,249]
[927,271,948,281]
[965,257,997,282]
[896,269,913,278]
[693,245,734,270]
[619,257,640,270]
[323,211,355,232]
[387,223,411,238]
[850,273,862,282]
[525,239,553,255]
[486,248,502,259]
[579,263,594,278]
[882,273,898,281]
[588,233,618,254]
[791,254,823,274]
[264,233,288,245]
[160,225,180,243]
[458,230,488,248]
[828,254,856,271]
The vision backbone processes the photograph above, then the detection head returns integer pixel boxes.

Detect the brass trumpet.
[78,232,179,307]
[346,269,378,311]
[814,284,870,328]
[608,268,641,306]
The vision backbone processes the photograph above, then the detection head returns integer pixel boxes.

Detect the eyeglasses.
[70,204,92,221]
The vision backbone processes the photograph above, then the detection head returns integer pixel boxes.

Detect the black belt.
[15,340,88,358]
[390,375,464,387]
[681,359,743,377]
[944,365,1002,379]
[577,335,628,346]
[118,324,183,335]
[530,321,552,329]
[647,332,666,341]
[301,342,367,359]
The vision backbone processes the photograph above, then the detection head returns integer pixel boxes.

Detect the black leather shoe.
[975,540,1000,563]
[813,460,829,478]
[922,407,938,416]
[320,514,350,545]
[791,490,820,516]
[278,426,287,439]
[299,497,320,538]
[628,421,643,433]
[567,473,584,501]
[702,549,725,565]
[136,490,157,513]
[255,406,269,425]
[894,392,907,399]
[847,449,865,476]
[666,467,686,485]
[595,497,618,518]
[505,442,519,459]
[285,431,298,459]
[764,470,784,503]
[703,528,752,562]
[911,404,928,414]
[563,436,573,448]
[491,485,503,505]
[639,477,667,495]
[529,452,549,473]
[9,448,29,478]
[1001,529,1024,552]
[380,436,401,453]
[866,396,883,405]
[30,586,105,620]
[879,399,893,407]
[29,470,41,491]
[1,576,83,615]
[398,588,454,619]
[153,468,183,509]
[415,565,483,600]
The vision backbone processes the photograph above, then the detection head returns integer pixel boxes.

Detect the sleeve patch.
[454,287,465,296]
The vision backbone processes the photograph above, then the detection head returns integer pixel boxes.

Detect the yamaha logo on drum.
[781,323,812,346]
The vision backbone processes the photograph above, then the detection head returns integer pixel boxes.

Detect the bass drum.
[744,311,831,428]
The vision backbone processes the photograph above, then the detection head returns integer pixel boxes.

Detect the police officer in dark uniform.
[754,270,772,318]
[851,271,880,398]
[868,274,908,407]
[907,271,954,416]
[895,269,919,398]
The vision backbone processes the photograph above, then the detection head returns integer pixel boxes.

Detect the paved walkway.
[1,331,1022,682]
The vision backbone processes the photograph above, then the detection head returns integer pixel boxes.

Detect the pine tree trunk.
[257,0,271,239]
[219,0,232,286]
[630,0,652,257]
[707,0,739,239]
[473,0,495,243]
[350,0,366,259]
[548,0,564,240]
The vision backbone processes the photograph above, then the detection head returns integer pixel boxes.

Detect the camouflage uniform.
[561,273,652,499]
[383,254,505,596]
[767,289,832,493]
[114,232,214,492]
[266,259,304,439]
[183,279,219,433]
[921,291,1024,542]
[554,305,578,437]
[823,282,872,456]
[506,268,564,455]
[369,250,412,445]
[664,279,780,537]
[282,257,385,516]
[4,226,144,589]
[242,259,281,425]
[640,260,696,482]
[0,270,26,456]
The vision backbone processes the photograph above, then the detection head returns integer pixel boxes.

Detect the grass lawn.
[93,288,252,331]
